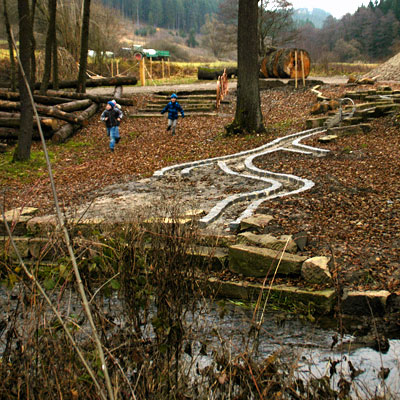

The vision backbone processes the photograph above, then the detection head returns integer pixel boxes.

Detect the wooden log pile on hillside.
[0,85,135,143]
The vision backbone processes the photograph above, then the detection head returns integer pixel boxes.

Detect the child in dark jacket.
[101,101,123,151]
[161,93,184,135]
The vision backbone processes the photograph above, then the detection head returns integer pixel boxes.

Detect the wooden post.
[161,59,165,79]
[301,51,306,87]
[150,57,152,77]
[295,50,298,89]
[140,58,146,86]
[111,59,113,77]
[167,59,170,79]
[116,59,119,76]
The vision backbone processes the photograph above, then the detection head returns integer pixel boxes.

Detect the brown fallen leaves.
[1,85,399,291]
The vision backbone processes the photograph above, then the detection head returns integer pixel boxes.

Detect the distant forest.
[100,0,400,62]
[297,0,400,62]
[100,0,219,32]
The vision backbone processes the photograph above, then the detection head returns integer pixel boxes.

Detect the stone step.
[206,277,336,314]
[237,232,297,253]
[327,123,371,135]
[342,117,365,125]
[228,244,306,277]
[129,112,218,118]
[155,89,216,96]
[0,207,39,236]
[341,290,391,316]
[148,99,228,105]
[306,116,329,129]
[0,236,61,260]
[138,106,215,113]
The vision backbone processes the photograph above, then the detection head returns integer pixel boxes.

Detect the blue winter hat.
[107,101,114,107]
[171,93,177,99]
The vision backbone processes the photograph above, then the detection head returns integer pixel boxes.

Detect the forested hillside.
[100,0,219,32]
[296,1,400,62]
[374,0,400,20]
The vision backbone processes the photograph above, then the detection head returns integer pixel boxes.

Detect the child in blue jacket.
[101,101,123,151]
[161,93,184,135]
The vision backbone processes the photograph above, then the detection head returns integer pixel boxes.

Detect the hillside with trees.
[99,0,219,32]
[295,1,400,62]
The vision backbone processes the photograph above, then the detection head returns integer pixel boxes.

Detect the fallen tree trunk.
[52,102,98,143]
[42,90,135,105]
[33,104,88,126]
[198,67,238,80]
[55,99,93,112]
[0,90,72,105]
[261,49,311,79]
[0,115,59,130]
[0,127,52,140]
[0,100,90,126]
[51,123,78,144]
[33,76,138,90]
[0,99,19,111]
[0,127,19,139]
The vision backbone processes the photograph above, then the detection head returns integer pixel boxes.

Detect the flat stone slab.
[229,244,306,277]
[240,214,274,233]
[341,290,391,316]
[4,207,38,219]
[207,277,335,314]
[238,232,297,253]
[318,135,338,143]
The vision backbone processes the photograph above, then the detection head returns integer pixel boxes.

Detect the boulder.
[239,214,273,233]
[229,244,306,277]
[301,256,332,284]
[238,232,297,253]
[27,215,59,235]
[341,290,391,316]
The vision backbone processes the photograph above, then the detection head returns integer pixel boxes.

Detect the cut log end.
[261,48,311,79]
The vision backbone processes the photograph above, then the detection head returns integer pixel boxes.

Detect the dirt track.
[86,76,350,96]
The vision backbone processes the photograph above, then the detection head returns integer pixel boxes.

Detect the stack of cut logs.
[0,76,137,143]
[260,48,311,80]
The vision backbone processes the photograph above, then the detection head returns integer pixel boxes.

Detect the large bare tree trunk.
[52,33,59,89]
[40,0,57,94]
[76,0,91,93]
[14,0,33,162]
[2,0,16,92]
[30,0,37,85]
[226,0,265,135]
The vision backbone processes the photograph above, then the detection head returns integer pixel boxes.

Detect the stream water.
[194,302,400,399]
[1,285,399,399]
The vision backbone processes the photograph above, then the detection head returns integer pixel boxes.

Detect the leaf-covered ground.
[1,83,399,290]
